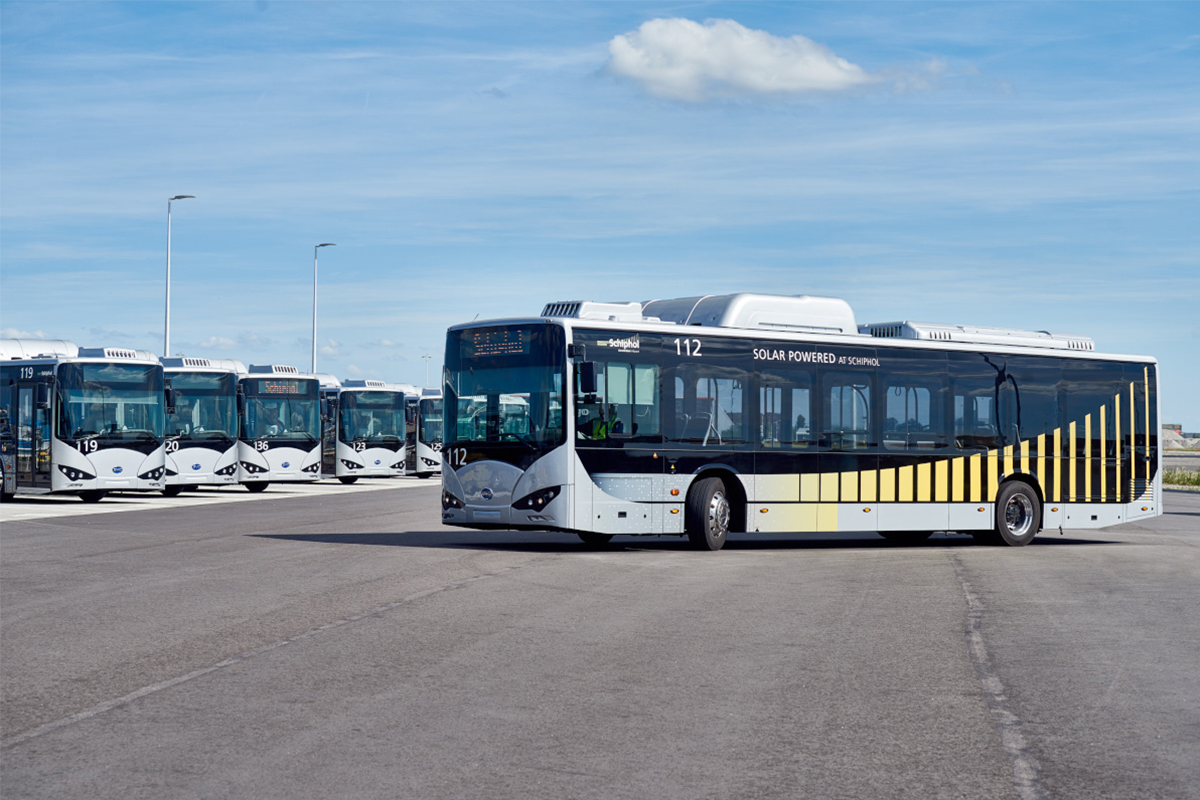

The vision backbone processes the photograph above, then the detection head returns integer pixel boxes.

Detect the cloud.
[2,327,52,339]
[198,336,237,350]
[318,338,340,357]
[607,18,875,102]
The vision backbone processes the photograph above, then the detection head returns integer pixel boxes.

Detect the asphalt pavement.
[2,481,1197,799]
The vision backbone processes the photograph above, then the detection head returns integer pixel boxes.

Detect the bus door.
[321,391,338,476]
[16,382,52,489]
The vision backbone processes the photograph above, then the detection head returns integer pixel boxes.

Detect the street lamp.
[165,195,195,358]
[313,243,336,374]
[421,354,432,387]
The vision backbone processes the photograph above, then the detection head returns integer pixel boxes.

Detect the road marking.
[0,478,436,523]
[0,559,533,750]
[949,553,1049,800]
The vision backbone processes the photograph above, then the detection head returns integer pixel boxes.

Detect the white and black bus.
[409,388,443,479]
[162,357,244,495]
[440,294,1161,550]
[237,365,322,491]
[0,339,167,502]
[319,377,407,483]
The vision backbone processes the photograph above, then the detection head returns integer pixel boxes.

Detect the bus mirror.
[568,344,586,360]
[35,383,51,409]
[164,387,178,415]
[578,362,598,395]
[236,392,246,415]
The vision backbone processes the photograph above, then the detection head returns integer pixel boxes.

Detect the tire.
[418,473,432,479]
[244,481,269,493]
[878,530,934,543]
[339,476,358,485]
[78,490,105,503]
[994,481,1041,546]
[163,485,184,497]
[578,532,614,547]
[686,477,731,551]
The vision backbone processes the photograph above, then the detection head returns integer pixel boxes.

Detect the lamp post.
[312,243,336,374]
[421,354,432,387]
[165,195,195,358]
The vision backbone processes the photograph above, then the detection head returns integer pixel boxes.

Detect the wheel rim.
[708,490,730,537]
[1003,493,1034,537]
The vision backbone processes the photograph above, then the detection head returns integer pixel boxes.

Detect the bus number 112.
[674,338,702,357]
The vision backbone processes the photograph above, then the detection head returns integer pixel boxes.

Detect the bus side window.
[824,376,872,451]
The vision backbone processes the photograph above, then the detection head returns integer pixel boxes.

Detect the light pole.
[421,354,432,387]
[313,243,336,374]
[165,195,195,358]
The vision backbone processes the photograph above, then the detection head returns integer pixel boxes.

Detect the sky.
[1,1,1197,427]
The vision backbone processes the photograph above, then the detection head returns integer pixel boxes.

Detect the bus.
[410,388,443,479]
[440,293,1161,550]
[319,377,407,483]
[161,357,244,495]
[0,339,167,502]
[1,408,16,501]
[237,365,322,491]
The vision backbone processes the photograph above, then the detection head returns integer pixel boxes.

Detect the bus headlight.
[138,466,165,481]
[240,461,268,475]
[59,465,96,481]
[339,459,362,471]
[215,463,238,476]
[442,490,465,510]
[512,485,562,511]
[302,463,321,474]
[421,457,439,467]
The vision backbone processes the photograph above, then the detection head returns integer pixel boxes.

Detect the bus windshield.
[419,397,443,444]
[241,379,320,442]
[339,391,405,444]
[166,372,237,441]
[444,324,565,448]
[59,363,164,442]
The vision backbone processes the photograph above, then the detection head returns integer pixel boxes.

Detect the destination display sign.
[254,379,304,395]
[461,327,530,358]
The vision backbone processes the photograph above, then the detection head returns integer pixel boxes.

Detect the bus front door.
[16,384,52,489]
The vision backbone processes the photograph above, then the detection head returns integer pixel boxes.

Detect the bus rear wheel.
[339,476,358,485]
[244,481,269,493]
[994,482,1041,546]
[686,477,730,551]
[578,532,613,547]
[78,491,105,503]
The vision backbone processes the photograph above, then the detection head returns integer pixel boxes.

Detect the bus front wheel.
[578,532,613,547]
[163,485,184,497]
[244,482,269,493]
[686,477,730,551]
[78,491,105,503]
[994,482,1041,546]
[339,476,358,485]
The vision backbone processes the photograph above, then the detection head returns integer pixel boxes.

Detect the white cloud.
[198,336,237,350]
[2,327,52,339]
[318,338,340,357]
[608,18,875,102]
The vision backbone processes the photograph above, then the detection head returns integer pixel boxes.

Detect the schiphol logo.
[281,461,291,469]
[598,335,640,354]
[112,466,123,474]
[192,463,202,471]
[481,488,494,501]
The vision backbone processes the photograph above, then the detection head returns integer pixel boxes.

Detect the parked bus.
[319,377,407,483]
[410,388,443,479]
[161,357,244,495]
[440,294,1160,550]
[1,408,15,501]
[237,365,321,491]
[0,339,166,502]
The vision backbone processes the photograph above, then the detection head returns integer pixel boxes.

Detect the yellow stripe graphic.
[969,454,982,503]
[898,465,914,502]
[917,462,931,502]
[1100,405,1107,502]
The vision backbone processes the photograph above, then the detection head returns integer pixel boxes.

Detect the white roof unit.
[860,321,1095,352]
[0,339,79,360]
[248,364,301,375]
[541,293,859,335]
[162,356,247,373]
[342,379,389,389]
[315,373,342,390]
[77,346,159,361]
[541,301,647,323]
[642,294,859,334]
